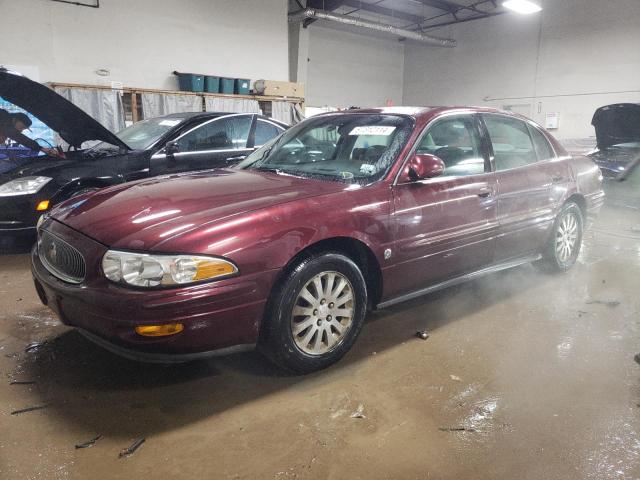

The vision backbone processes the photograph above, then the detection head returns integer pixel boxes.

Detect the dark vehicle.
[588,103,640,178]
[0,69,287,238]
[606,157,640,208]
[32,107,604,373]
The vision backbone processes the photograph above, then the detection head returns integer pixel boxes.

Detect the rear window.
[254,120,284,147]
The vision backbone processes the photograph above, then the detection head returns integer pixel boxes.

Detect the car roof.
[157,111,236,120]
[156,111,288,127]
[318,106,522,121]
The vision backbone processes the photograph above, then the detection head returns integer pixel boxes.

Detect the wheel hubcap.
[290,271,355,356]
[555,212,579,263]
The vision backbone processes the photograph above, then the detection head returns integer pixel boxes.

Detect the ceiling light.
[502,0,542,14]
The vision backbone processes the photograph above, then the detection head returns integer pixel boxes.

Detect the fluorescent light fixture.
[503,0,542,14]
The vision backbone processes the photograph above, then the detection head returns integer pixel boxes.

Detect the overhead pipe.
[288,8,456,47]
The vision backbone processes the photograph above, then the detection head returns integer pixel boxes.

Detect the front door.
[388,114,498,299]
[150,114,254,175]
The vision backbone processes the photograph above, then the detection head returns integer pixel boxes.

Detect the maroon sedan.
[31,107,604,373]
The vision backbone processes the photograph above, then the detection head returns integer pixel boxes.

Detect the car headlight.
[101,250,238,288]
[36,213,48,229]
[0,176,52,196]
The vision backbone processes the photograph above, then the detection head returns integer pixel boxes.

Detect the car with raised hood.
[31,106,604,373]
[0,68,287,238]
[606,156,640,208]
[587,103,640,178]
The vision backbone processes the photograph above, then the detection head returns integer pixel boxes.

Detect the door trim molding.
[376,253,541,309]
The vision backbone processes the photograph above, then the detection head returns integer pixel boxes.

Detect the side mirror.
[165,141,180,159]
[403,153,445,182]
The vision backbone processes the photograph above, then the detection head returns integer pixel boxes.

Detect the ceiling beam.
[412,0,464,13]
[419,10,506,30]
[403,0,499,30]
[340,0,426,24]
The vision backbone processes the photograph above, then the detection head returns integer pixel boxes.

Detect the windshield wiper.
[254,166,282,173]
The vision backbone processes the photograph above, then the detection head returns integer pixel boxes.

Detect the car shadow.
[18,263,551,439]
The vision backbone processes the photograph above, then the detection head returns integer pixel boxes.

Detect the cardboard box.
[262,80,305,98]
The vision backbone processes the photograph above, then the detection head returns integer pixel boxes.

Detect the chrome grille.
[38,230,86,284]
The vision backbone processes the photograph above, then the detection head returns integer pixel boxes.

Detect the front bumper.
[0,194,48,232]
[31,220,276,361]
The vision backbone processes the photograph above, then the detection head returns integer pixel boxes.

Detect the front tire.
[536,201,583,272]
[260,252,367,374]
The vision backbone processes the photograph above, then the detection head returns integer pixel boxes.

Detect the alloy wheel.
[290,271,355,356]
[555,211,579,263]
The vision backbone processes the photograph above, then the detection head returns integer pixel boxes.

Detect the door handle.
[551,176,565,184]
[477,187,492,198]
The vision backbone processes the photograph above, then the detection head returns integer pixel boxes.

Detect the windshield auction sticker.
[349,126,396,136]
[159,119,182,127]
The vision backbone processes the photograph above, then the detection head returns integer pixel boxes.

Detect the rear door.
[388,114,498,298]
[480,113,569,261]
[150,114,254,175]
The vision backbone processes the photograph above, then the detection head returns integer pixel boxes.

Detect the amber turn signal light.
[193,259,237,281]
[135,323,184,337]
[36,200,50,211]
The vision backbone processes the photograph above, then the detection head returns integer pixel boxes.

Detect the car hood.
[51,169,346,250]
[0,68,129,150]
[0,156,73,177]
[592,103,640,149]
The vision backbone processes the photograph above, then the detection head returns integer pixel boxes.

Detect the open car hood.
[592,103,640,150]
[0,68,129,150]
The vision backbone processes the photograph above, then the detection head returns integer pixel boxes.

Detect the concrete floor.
[1,198,639,480]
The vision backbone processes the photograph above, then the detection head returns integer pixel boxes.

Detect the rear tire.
[260,252,367,374]
[535,201,583,273]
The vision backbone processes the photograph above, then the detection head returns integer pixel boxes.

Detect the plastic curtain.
[271,101,304,125]
[141,93,203,119]
[204,97,261,114]
[54,87,125,133]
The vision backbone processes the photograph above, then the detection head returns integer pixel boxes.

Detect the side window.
[484,115,537,171]
[416,116,485,177]
[254,120,284,147]
[176,116,251,152]
[528,125,555,161]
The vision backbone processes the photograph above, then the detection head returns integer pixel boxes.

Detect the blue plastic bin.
[175,72,204,92]
[204,76,220,93]
[235,78,250,95]
[220,78,235,94]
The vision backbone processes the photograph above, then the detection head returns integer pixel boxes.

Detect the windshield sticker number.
[349,126,396,136]
[159,120,181,127]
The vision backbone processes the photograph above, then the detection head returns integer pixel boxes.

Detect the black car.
[588,103,640,178]
[605,157,640,208]
[0,69,288,240]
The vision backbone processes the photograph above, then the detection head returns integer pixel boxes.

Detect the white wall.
[0,0,289,89]
[303,25,404,108]
[403,0,640,141]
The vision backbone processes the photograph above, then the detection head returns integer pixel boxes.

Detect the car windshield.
[238,113,413,184]
[114,117,184,150]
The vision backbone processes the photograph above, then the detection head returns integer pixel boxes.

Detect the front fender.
[53,176,123,204]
